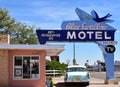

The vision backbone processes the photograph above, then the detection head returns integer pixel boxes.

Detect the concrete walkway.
[52,76,120,87]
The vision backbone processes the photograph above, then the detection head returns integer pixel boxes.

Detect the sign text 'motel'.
[36,30,115,44]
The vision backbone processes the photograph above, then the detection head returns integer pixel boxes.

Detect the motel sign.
[36,30,115,44]
[37,8,117,83]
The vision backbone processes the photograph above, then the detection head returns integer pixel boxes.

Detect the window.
[14,56,40,80]
[67,67,87,72]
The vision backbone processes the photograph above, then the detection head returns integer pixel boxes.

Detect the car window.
[67,67,86,72]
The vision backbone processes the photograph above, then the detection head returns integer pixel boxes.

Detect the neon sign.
[65,22,107,30]
[36,7,117,81]
[36,7,116,45]
[36,30,115,44]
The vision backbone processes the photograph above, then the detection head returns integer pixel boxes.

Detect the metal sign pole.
[73,43,76,65]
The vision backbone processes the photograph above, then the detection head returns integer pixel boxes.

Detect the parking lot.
[52,72,120,87]
[90,72,120,82]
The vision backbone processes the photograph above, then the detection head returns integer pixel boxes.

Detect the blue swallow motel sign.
[36,8,117,82]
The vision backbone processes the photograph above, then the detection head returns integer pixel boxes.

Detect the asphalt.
[52,76,120,87]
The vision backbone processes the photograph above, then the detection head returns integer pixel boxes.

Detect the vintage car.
[64,65,90,85]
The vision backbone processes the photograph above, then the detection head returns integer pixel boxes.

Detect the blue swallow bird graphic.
[61,7,115,30]
[91,10,113,23]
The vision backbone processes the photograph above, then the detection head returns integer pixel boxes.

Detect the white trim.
[8,34,10,44]
[0,44,64,50]
[13,55,40,80]
[0,44,65,56]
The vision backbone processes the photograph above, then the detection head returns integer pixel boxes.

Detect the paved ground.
[90,72,120,81]
[52,72,120,87]
[52,76,120,87]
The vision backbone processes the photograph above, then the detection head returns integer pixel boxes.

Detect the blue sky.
[0,0,120,65]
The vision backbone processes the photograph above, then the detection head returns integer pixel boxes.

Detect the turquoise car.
[64,65,90,85]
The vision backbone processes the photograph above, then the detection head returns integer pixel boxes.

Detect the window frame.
[13,55,40,80]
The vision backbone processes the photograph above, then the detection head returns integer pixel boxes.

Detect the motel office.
[0,34,64,87]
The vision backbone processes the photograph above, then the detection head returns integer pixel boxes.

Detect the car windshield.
[67,67,87,72]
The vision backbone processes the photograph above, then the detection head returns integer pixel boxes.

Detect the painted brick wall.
[0,34,9,86]
[0,34,10,44]
[0,50,8,87]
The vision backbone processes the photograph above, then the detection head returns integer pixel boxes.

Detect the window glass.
[31,57,39,79]
[67,67,87,72]
[15,56,22,66]
[14,56,22,79]
[14,56,40,80]
[23,57,30,79]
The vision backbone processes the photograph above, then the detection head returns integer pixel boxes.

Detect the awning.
[0,44,65,56]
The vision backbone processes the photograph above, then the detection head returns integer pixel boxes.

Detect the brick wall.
[0,34,10,44]
[0,34,9,86]
[0,50,8,87]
